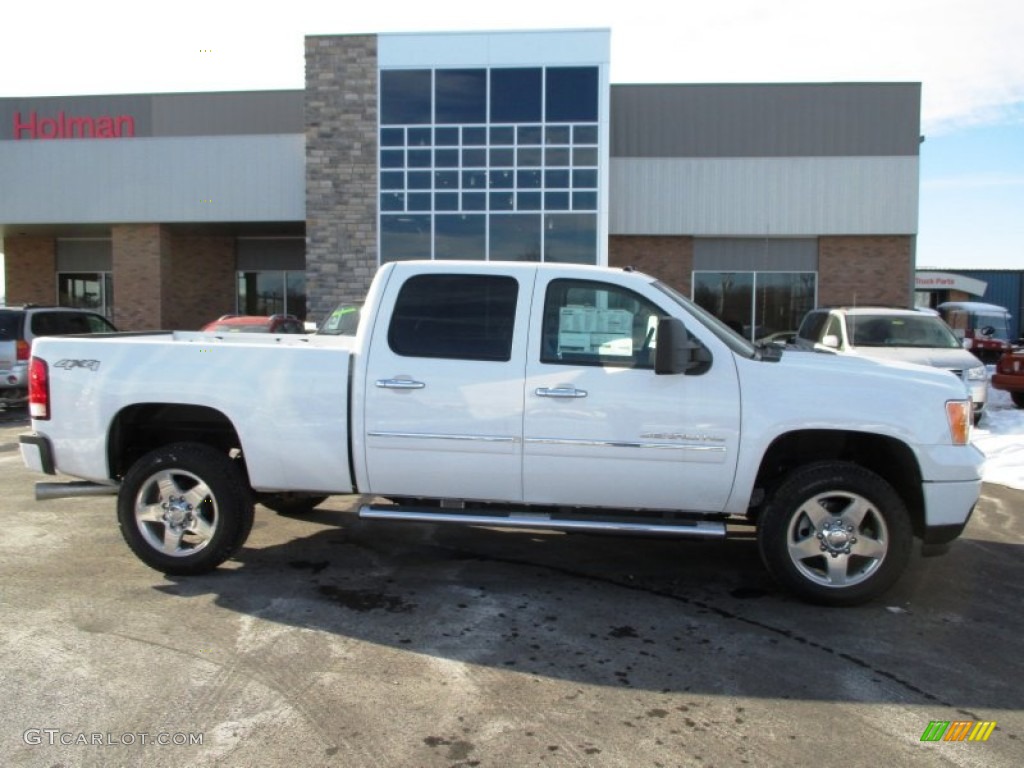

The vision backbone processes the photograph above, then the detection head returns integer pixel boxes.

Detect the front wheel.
[1011,391,1024,409]
[117,442,254,575]
[757,461,912,606]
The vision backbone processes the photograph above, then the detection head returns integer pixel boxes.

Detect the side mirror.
[980,325,996,338]
[820,334,841,350]
[655,317,712,375]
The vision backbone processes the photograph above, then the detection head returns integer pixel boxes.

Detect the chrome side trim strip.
[368,431,519,444]
[524,437,726,452]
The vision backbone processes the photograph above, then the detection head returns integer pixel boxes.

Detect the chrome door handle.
[535,387,588,398]
[376,378,426,390]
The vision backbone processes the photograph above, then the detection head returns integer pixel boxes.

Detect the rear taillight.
[16,339,30,361]
[28,357,49,420]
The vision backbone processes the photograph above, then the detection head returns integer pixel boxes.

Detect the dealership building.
[0,29,923,339]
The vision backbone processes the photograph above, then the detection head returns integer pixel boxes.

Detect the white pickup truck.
[20,261,984,605]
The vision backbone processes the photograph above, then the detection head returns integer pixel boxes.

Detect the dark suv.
[0,307,117,406]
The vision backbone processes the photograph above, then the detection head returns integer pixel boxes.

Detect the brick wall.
[305,34,379,323]
[168,236,235,330]
[3,236,56,305]
[112,224,170,330]
[110,227,236,330]
[609,236,694,296]
[818,236,913,307]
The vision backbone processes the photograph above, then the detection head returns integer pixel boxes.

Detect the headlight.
[966,365,988,381]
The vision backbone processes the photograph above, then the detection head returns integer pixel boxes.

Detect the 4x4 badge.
[53,359,101,371]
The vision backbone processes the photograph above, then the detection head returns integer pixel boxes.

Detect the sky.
[1,0,1022,270]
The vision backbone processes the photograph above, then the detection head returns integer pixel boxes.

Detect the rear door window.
[388,274,518,361]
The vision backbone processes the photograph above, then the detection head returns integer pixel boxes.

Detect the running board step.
[358,504,727,538]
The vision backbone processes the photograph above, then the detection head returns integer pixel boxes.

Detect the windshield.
[654,281,757,358]
[976,313,1011,339]
[849,314,961,349]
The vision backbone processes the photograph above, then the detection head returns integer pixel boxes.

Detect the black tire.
[117,442,254,575]
[259,493,329,515]
[1012,391,1024,409]
[757,461,912,606]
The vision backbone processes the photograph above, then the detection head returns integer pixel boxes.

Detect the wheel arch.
[752,429,925,537]
[108,403,243,482]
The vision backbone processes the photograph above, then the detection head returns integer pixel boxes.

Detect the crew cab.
[20,262,984,605]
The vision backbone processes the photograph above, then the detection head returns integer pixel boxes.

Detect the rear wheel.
[117,442,254,575]
[1011,391,1024,409]
[757,461,912,606]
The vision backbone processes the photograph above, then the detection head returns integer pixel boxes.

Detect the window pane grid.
[379,119,598,214]
[379,66,600,262]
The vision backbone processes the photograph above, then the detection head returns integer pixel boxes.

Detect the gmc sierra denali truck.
[20,261,984,605]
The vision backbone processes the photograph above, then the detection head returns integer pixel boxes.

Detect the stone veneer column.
[3,236,56,306]
[305,34,379,323]
[818,236,913,307]
[111,224,171,330]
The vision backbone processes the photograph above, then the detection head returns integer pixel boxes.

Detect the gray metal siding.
[609,156,919,236]
[55,239,112,271]
[0,135,305,224]
[693,239,818,271]
[237,238,306,270]
[151,92,303,137]
[611,83,921,158]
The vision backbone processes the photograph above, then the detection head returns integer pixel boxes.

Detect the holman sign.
[11,110,136,140]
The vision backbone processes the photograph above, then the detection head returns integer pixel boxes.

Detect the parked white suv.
[794,307,988,423]
[0,306,116,406]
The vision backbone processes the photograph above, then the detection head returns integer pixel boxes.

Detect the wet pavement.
[1,411,1021,767]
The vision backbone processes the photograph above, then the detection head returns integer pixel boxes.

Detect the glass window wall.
[379,65,601,265]
[237,270,308,320]
[693,271,817,343]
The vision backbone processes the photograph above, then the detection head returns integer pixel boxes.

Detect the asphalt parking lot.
[1,410,1022,768]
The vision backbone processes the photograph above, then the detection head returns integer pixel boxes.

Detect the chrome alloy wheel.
[133,468,218,557]
[785,490,889,588]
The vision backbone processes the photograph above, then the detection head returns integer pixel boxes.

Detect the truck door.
[361,269,531,502]
[522,275,741,512]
